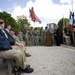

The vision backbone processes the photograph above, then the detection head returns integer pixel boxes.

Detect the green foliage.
[58,18,69,43]
[17,15,31,34]
[35,27,41,30]
[0,11,20,31]
[58,18,69,32]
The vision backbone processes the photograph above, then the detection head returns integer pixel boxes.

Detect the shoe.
[12,67,21,75]
[26,53,31,57]
[20,66,34,73]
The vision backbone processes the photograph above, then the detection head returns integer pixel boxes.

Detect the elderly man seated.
[0,19,34,74]
[4,24,31,57]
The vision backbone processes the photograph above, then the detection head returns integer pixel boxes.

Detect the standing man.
[17,30,23,41]
[43,27,48,46]
[40,27,44,45]
[68,24,74,44]
[34,28,39,45]
[62,25,67,44]
[25,29,30,46]
[30,27,34,46]
[54,25,60,46]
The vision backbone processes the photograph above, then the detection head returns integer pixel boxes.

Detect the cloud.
[60,0,75,4]
[11,0,75,27]
[60,0,71,4]
[0,9,2,12]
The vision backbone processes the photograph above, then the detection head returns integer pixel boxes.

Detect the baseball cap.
[0,19,4,24]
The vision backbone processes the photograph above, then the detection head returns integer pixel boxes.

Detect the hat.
[0,19,4,24]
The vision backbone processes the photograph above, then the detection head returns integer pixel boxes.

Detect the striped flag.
[69,11,73,25]
[72,12,74,25]
[29,7,41,23]
[34,13,41,23]
[69,11,75,26]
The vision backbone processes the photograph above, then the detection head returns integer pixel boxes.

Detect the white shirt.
[5,29,9,32]
[2,30,8,38]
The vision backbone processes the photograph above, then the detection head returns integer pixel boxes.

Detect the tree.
[58,18,69,30]
[17,15,31,34]
[58,18,69,43]
[0,11,20,31]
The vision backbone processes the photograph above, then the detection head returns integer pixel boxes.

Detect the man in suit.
[0,19,34,73]
[54,25,60,46]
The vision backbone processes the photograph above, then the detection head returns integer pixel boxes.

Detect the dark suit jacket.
[0,29,12,51]
[54,28,60,37]
[4,29,15,45]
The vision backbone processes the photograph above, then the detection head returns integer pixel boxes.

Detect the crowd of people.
[25,25,61,46]
[0,19,34,74]
[62,24,75,45]
[24,24,75,46]
[0,18,75,74]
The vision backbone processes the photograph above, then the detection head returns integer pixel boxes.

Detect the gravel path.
[0,46,75,75]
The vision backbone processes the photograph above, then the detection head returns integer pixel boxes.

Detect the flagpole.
[34,21,35,28]
[29,7,31,27]
[71,0,73,13]
[63,15,64,26]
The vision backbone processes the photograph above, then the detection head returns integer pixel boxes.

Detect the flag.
[68,11,74,35]
[69,11,75,26]
[69,11,72,25]
[29,7,41,23]
[29,8,35,22]
[72,12,74,25]
[62,15,64,26]
[69,11,73,25]
[34,13,41,23]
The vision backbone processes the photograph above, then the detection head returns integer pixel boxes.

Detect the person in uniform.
[25,29,30,46]
[30,27,35,46]
[44,27,48,45]
[40,27,44,45]
[17,30,23,41]
[28,28,32,46]
[34,28,39,45]
[0,19,34,73]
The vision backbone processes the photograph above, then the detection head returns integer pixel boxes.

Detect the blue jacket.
[0,29,12,51]
[4,29,15,45]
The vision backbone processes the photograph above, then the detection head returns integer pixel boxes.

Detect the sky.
[0,0,75,28]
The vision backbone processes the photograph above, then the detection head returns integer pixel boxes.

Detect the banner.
[29,7,41,23]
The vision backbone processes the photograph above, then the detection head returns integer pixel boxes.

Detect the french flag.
[69,11,74,26]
